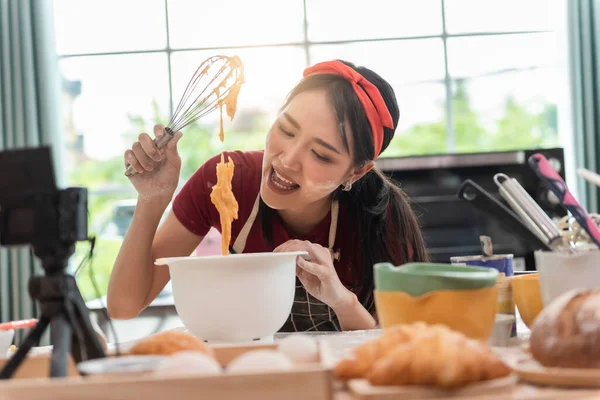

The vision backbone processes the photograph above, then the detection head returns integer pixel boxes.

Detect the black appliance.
[376,148,566,271]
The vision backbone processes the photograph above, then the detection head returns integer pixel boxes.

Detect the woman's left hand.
[274,240,354,310]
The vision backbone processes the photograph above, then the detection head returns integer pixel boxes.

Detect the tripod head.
[0,146,106,379]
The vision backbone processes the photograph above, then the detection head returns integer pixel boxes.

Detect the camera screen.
[0,208,35,245]
[0,147,56,206]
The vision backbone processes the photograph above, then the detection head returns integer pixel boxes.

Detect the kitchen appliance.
[376,148,566,271]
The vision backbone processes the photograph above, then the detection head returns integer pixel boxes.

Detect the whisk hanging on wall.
[124,55,245,177]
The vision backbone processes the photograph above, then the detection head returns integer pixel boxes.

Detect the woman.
[107,60,428,332]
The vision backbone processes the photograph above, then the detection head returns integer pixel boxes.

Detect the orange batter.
[208,56,243,255]
[210,153,239,255]
[215,56,244,142]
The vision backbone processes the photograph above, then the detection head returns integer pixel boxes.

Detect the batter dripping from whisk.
[210,154,238,255]
[215,56,244,142]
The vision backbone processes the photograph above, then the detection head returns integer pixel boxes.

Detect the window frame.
[56,0,561,155]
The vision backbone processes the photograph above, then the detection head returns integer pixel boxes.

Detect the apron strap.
[231,194,340,262]
[232,195,260,254]
[329,200,340,261]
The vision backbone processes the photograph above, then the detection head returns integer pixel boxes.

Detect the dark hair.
[259,60,428,311]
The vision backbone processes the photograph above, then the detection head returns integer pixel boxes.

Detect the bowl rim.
[398,270,497,279]
[376,262,499,280]
[77,355,168,375]
[156,251,308,266]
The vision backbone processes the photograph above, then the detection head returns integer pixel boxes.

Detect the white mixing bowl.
[155,251,306,343]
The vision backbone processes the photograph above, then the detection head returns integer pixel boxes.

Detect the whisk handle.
[154,127,174,149]
[124,128,174,177]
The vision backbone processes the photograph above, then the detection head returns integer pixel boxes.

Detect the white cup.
[0,329,15,358]
[535,249,600,305]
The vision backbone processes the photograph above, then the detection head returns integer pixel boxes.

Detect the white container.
[156,251,306,343]
[489,314,515,347]
[0,329,14,357]
[535,249,600,305]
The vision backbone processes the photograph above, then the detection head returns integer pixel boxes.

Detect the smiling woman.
[107,59,428,332]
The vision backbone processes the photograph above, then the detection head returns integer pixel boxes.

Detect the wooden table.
[73,312,600,399]
[334,387,600,399]
[1,341,600,399]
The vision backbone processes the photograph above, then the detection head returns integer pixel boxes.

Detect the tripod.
[0,244,106,379]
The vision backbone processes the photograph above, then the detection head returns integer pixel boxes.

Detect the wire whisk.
[125,55,245,177]
[557,213,600,246]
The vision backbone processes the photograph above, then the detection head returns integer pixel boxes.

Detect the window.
[447,33,561,153]
[167,0,305,48]
[53,0,568,301]
[306,0,443,40]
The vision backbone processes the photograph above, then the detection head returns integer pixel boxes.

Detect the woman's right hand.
[124,124,183,202]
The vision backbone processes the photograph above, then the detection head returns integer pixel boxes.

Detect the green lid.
[374,262,498,297]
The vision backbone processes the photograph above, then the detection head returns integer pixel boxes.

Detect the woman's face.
[260,89,361,211]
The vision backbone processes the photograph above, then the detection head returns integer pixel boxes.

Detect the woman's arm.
[332,291,377,331]
[108,125,206,319]
[107,199,202,319]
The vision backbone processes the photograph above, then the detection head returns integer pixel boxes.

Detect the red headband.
[303,60,393,158]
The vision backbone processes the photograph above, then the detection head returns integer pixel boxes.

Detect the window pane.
[381,84,447,157]
[60,54,170,301]
[444,0,564,34]
[451,68,561,153]
[170,47,307,180]
[306,0,442,41]
[447,33,560,78]
[310,39,445,86]
[53,0,166,55]
[167,0,305,48]
[60,54,170,164]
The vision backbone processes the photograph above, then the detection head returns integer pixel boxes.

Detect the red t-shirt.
[172,150,358,289]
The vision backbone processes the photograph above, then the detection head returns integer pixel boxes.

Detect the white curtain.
[0,0,64,344]
[568,0,600,212]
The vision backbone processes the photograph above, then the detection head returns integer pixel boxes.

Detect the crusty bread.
[129,330,214,358]
[530,288,600,368]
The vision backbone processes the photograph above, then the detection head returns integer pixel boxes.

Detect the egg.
[154,351,223,376]
[277,334,319,364]
[226,350,293,374]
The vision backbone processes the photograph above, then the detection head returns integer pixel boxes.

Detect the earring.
[342,181,352,191]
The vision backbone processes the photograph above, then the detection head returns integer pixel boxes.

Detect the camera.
[0,146,106,379]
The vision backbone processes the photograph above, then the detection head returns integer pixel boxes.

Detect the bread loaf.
[530,288,600,368]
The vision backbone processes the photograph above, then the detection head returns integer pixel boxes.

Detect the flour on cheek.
[299,178,341,204]
[301,178,339,195]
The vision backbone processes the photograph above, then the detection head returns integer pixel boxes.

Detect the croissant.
[335,322,430,379]
[336,323,511,388]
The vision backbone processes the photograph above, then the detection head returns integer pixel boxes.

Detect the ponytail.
[339,167,428,310]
